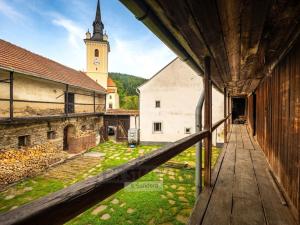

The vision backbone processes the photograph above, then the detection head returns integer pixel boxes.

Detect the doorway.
[63,124,76,151]
[232,97,246,124]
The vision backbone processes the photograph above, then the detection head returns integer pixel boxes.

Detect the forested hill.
[108,72,147,109]
[109,72,146,95]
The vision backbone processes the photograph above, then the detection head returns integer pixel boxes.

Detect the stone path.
[43,156,101,183]
[1,141,207,225]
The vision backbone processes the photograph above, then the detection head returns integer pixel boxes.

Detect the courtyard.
[0,141,220,225]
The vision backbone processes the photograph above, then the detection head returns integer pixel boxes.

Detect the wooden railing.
[0,115,230,225]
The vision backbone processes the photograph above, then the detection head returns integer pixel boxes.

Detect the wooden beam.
[186,0,231,83]
[204,56,212,187]
[93,92,96,113]
[224,88,227,142]
[9,71,13,120]
[217,0,241,82]
[65,84,69,116]
[227,93,231,131]
[0,129,209,225]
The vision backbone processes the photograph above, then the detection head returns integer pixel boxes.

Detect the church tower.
[85,0,109,89]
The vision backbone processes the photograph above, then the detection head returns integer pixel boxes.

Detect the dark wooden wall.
[247,94,254,135]
[250,39,300,222]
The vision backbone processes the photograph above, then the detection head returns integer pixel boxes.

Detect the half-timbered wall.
[253,39,300,221]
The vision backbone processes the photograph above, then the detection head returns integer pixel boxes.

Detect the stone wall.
[0,116,103,153]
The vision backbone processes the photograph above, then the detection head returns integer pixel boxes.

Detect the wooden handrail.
[0,130,210,225]
[212,114,231,132]
[0,115,230,225]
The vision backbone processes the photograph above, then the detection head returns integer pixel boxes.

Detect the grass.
[0,141,221,225]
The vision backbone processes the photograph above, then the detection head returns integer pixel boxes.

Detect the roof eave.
[0,66,107,95]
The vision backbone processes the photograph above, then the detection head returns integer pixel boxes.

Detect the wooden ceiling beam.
[217,0,241,83]
[252,1,300,79]
[240,0,272,80]
[148,0,225,87]
[185,0,231,83]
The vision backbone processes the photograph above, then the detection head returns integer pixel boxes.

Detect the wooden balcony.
[189,125,297,225]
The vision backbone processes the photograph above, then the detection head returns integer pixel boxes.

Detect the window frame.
[94,49,99,57]
[47,131,56,140]
[153,122,163,133]
[18,135,31,148]
[155,100,161,108]
[184,127,192,134]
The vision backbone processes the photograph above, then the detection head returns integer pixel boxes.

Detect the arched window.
[94,49,99,57]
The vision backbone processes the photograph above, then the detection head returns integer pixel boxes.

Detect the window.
[185,127,191,134]
[65,92,75,114]
[153,122,162,132]
[109,95,112,99]
[81,125,87,132]
[155,100,160,108]
[18,135,30,148]
[94,49,99,57]
[47,131,56,140]
[109,103,113,109]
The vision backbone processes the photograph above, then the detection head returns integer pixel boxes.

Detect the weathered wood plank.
[250,149,297,225]
[188,128,232,225]
[201,140,235,225]
[204,56,212,186]
[231,126,266,225]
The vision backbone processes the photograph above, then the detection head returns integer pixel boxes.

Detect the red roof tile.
[105,109,139,116]
[107,77,117,87]
[107,88,116,93]
[0,39,106,93]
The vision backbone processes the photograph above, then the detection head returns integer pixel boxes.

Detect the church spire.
[92,0,104,41]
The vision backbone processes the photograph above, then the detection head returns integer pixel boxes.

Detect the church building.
[84,0,119,110]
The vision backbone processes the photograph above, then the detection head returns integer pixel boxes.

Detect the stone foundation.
[0,116,104,153]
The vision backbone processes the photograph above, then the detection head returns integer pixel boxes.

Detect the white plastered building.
[138,58,224,146]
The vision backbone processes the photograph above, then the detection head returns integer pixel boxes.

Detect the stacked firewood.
[0,143,67,185]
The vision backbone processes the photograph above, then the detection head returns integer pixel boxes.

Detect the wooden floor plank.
[249,138,297,225]
[190,125,296,225]
[201,141,235,225]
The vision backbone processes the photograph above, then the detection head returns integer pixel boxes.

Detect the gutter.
[119,0,223,93]
[136,87,141,130]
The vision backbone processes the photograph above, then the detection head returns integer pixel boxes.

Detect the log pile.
[0,143,67,186]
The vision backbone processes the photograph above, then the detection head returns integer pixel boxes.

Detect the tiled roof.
[107,77,117,87]
[105,109,139,116]
[107,88,116,93]
[0,39,106,93]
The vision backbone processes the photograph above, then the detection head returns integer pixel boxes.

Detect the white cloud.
[52,16,85,49]
[109,37,175,78]
[0,0,23,21]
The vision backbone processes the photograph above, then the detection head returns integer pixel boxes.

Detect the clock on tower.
[84,0,110,90]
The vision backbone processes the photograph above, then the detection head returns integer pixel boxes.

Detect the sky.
[0,0,176,78]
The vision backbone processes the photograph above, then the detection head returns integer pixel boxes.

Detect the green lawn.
[0,141,221,225]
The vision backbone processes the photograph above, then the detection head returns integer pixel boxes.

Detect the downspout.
[136,88,141,130]
[195,88,205,196]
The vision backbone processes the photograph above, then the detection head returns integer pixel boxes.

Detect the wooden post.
[65,84,69,116]
[9,71,14,120]
[224,88,227,143]
[93,92,96,113]
[228,93,231,130]
[204,56,212,187]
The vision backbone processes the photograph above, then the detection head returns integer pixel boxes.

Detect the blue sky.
[0,0,175,78]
